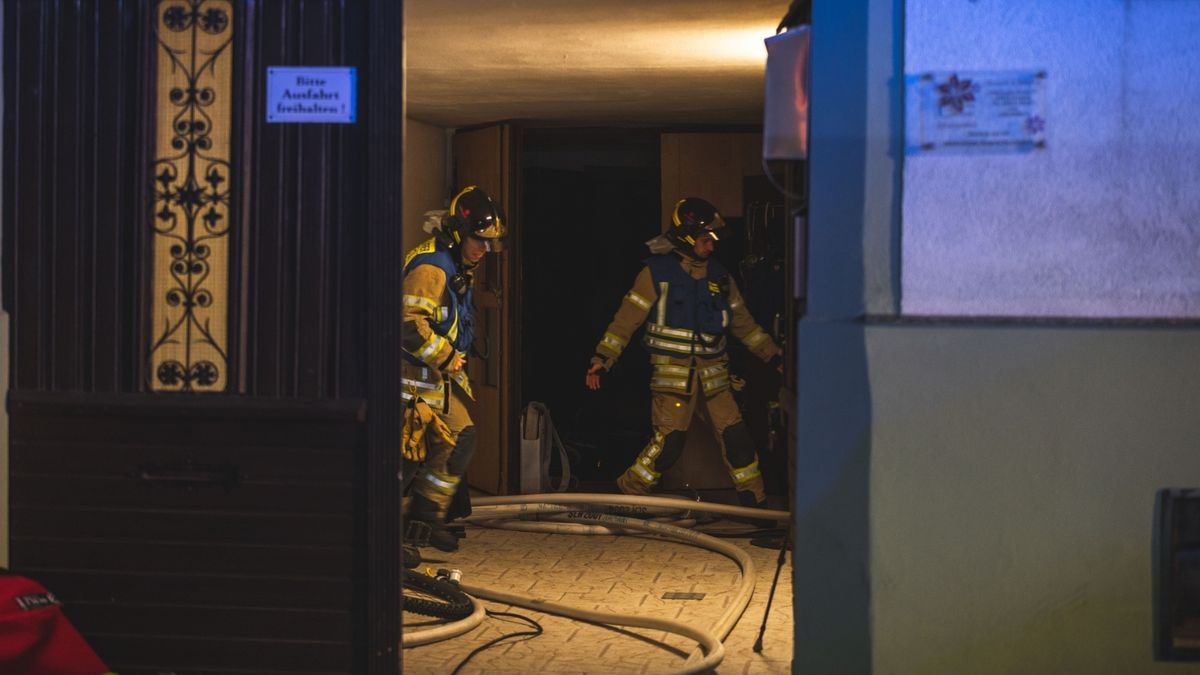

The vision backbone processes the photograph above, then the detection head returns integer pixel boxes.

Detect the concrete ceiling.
[404,0,790,128]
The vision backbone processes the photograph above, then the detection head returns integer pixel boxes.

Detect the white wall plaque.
[906,70,1045,155]
[266,66,356,124]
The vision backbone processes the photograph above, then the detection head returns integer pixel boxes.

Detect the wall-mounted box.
[1155,488,1200,661]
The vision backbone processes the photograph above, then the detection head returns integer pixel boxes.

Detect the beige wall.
[659,131,762,228]
[403,118,449,252]
[867,326,1200,674]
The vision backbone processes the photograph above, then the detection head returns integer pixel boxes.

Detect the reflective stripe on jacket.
[403,237,475,360]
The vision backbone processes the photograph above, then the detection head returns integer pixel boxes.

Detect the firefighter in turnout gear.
[585,197,782,515]
[403,185,506,552]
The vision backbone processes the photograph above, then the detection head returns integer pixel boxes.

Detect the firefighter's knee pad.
[656,430,687,470]
[446,425,477,475]
[721,422,756,469]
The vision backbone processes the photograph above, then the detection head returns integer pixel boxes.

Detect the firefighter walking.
[585,197,782,513]
[402,185,506,551]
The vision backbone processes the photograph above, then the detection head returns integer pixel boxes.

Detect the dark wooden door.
[2,1,402,673]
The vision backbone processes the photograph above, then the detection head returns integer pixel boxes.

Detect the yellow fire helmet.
[446,185,507,251]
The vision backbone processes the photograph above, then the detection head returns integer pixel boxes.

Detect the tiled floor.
[401,494,793,674]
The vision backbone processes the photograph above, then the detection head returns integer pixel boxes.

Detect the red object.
[0,572,109,675]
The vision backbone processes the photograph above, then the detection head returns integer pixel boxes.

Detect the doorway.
[519,128,661,486]
[517,127,792,496]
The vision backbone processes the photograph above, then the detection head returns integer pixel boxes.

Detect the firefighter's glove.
[402,401,453,462]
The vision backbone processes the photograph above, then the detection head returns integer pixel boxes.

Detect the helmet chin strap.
[450,246,476,294]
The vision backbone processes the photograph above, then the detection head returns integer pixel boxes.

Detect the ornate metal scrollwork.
[149,0,233,392]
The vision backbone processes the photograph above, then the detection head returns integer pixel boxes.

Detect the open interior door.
[452,125,521,495]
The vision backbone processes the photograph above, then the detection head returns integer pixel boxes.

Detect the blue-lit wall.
[902,1,1200,318]
[795,1,1200,673]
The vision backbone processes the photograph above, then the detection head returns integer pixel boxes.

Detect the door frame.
[366,0,404,670]
[451,124,523,496]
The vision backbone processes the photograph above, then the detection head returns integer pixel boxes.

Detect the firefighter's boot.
[737,489,776,529]
[731,460,774,529]
[408,492,459,553]
[616,467,655,496]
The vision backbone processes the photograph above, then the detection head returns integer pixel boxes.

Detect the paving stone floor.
[401,508,793,674]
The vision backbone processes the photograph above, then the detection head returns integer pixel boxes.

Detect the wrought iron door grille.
[149,0,233,392]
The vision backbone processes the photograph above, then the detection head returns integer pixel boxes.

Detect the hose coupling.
[436,567,463,584]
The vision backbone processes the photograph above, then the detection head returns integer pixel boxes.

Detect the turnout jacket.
[592,251,781,395]
[402,236,475,409]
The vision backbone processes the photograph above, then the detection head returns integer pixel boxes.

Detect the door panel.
[70,637,353,674]
[5,393,365,672]
[43,570,352,610]
[11,508,353,548]
[660,132,763,227]
[452,125,520,495]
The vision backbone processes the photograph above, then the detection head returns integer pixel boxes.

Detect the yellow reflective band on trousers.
[643,431,664,459]
[730,460,761,487]
[649,361,731,394]
[699,363,730,393]
[626,432,666,486]
[653,363,691,378]
[630,461,660,486]
[650,362,690,391]
[421,469,460,496]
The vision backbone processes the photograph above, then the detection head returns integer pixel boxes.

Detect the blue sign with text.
[266,66,356,124]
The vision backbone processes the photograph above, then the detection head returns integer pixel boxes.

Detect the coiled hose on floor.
[400,493,790,673]
[471,492,789,523]
[462,508,744,674]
